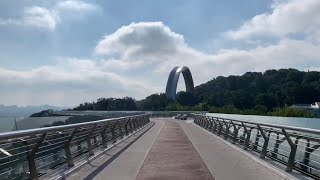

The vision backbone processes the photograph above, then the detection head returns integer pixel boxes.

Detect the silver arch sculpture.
[165,66,195,100]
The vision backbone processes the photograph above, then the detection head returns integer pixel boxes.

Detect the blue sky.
[0,0,320,106]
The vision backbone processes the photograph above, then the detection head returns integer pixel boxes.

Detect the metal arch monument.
[165,66,195,100]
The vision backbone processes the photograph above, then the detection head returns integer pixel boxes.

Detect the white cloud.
[95,22,185,58]
[0,58,153,106]
[95,22,320,85]
[57,0,99,12]
[23,6,59,30]
[0,6,58,30]
[226,0,320,41]
[0,1,99,30]
[2,19,320,106]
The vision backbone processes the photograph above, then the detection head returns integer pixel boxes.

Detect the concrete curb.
[190,122,301,180]
[44,122,155,180]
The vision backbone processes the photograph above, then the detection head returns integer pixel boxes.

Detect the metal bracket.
[242,123,251,150]
[101,123,109,148]
[112,121,119,143]
[27,133,47,180]
[257,125,269,158]
[282,129,297,172]
[230,121,238,144]
[223,120,230,139]
[212,119,217,133]
[218,120,223,136]
[87,125,96,155]
[124,118,131,136]
[65,128,77,167]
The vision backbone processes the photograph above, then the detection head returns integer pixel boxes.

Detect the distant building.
[291,102,320,110]
[311,102,320,109]
[291,102,320,117]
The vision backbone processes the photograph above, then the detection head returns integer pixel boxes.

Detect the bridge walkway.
[61,118,300,180]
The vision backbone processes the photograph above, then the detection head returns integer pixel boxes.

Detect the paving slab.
[135,120,214,180]
[63,120,164,180]
[180,121,299,180]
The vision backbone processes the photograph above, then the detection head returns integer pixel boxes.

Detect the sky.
[0,0,320,106]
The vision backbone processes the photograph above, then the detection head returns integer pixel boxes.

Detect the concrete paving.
[63,120,164,180]
[135,120,214,180]
[180,121,298,180]
[59,119,307,180]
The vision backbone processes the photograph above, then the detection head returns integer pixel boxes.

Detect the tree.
[176,91,198,106]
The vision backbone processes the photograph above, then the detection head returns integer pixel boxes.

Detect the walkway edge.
[46,122,155,180]
[133,120,164,179]
[186,122,299,180]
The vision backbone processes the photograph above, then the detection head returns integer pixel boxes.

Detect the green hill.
[195,68,320,110]
[69,68,319,117]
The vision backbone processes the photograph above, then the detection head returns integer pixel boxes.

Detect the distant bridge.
[0,111,319,179]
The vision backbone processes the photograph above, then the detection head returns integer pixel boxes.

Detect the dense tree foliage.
[138,93,173,111]
[176,91,198,106]
[42,115,105,127]
[69,69,320,117]
[196,69,320,110]
[73,97,138,111]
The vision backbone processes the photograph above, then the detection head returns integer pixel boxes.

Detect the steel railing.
[150,111,206,118]
[193,114,320,179]
[0,114,151,180]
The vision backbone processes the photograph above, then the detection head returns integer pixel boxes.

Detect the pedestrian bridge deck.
[50,119,304,180]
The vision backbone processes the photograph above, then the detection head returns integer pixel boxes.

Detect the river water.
[207,113,320,129]
[2,112,320,133]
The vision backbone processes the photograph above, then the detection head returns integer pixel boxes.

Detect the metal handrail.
[207,115,320,135]
[192,113,320,179]
[0,114,147,140]
[0,114,151,180]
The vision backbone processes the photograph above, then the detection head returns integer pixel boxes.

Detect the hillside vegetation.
[69,68,319,118]
[196,68,320,111]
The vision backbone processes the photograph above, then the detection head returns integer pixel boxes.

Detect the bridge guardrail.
[0,114,150,180]
[150,111,206,118]
[193,114,320,179]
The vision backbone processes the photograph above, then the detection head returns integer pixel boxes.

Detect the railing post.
[213,119,217,133]
[101,123,109,148]
[119,120,124,139]
[125,118,131,136]
[230,121,238,144]
[209,118,214,132]
[27,133,46,180]
[65,128,77,167]
[205,117,210,129]
[135,117,140,129]
[218,120,223,136]
[129,118,134,133]
[201,117,206,127]
[282,129,297,172]
[87,125,96,155]
[242,123,251,150]
[257,125,269,159]
[223,120,230,139]
[112,122,119,143]
[194,115,198,124]
[133,118,138,131]
[195,116,200,125]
